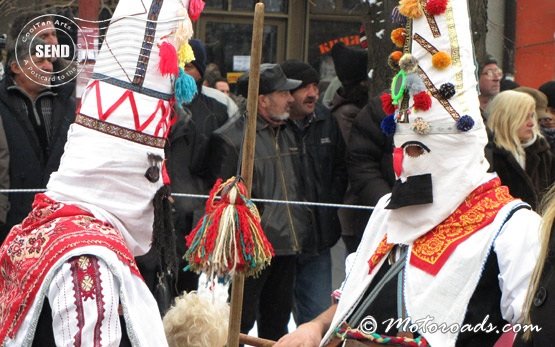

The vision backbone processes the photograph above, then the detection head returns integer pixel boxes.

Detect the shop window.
[205,0,287,13]
[204,20,280,75]
[307,19,361,82]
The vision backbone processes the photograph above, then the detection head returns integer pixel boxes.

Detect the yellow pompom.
[391,28,407,48]
[178,43,195,67]
[432,51,452,69]
[398,0,423,19]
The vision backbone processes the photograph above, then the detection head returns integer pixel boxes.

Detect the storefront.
[196,0,366,83]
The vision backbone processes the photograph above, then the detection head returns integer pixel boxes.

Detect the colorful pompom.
[388,51,403,70]
[413,91,432,111]
[411,117,431,135]
[426,0,448,16]
[439,83,456,99]
[456,115,475,132]
[188,0,205,21]
[432,51,452,69]
[178,42,195,67]
[380,93,396,115]
[381,114,397,136]
[399,0,423,19]
[175,67,197,104]
[390,28,407,48]
[399,53,418,73]
[391,7,407,26]
[406,73,426,95]
[158,41,179,76]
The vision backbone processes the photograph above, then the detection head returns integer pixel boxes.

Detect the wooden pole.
[227,3,265,347]
[239,333,275,347]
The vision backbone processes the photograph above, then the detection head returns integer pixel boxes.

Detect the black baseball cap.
[238,63,301,97]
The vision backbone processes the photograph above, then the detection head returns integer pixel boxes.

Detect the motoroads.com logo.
[15,14,90,87]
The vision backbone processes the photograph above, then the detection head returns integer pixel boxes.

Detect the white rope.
[0,189,375,211]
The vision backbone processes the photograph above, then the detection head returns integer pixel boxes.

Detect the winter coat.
[0,77,75,239]
[339,98,395,245]
[209,115,314,255]
[289,103,347,252]
[491,136,555,210]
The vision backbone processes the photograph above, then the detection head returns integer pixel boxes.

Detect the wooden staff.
[239,333,275,347]
[227,2,265,347]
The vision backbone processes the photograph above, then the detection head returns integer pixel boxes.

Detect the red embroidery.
[410,178,514,275]
[84,80,171,137]
[367,178,514,277]
[0,194,139,341]
[367,236,394,273]
[70,256,105,347]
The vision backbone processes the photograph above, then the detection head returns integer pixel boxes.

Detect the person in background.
[0,38,75,243]
[478,54,502,116]
[213,76,230,95]
[515,86,554,154]
[487,90,555,210]
[340,97,395,253]
[280,59,347,324]
[329,42,369,142]
[9,12,77,85]
[539,81,555,117]
[209,64,312,341]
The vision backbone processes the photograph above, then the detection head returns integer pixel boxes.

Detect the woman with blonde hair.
[514,185,555,345]
[487,90,555,210]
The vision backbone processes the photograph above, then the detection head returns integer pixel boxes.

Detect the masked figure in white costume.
[275,1,541,347]
[0,0,202,345]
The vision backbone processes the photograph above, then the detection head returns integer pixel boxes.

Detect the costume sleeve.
[47,255,123,346]
[494,207,542,324]
[331,251,357,303]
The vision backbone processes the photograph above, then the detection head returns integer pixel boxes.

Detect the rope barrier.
[0,189,375,211]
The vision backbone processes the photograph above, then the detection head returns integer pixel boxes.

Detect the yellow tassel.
[178,43,195,67]
[398,0,423,19]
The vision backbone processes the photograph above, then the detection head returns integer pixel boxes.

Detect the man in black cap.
[209,63,314,341]
[280,59,347,325]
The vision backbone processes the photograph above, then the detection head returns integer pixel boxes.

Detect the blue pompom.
[456,115,475,132]
[175,67,197,105]
[381,114,397,136]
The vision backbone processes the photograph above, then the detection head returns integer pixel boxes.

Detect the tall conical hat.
[47,0,202,255]
[379,0,490,244]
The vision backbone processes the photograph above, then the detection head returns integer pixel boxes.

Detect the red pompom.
[380,93,396,115]
[158,42,178,76]
[426,0,448,16]
[413,91,432,111]
[188,0,205,21]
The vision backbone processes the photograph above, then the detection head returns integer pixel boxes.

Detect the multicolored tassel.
[185,177,274,278]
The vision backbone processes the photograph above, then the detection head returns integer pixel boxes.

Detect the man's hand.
[274,321,323,347]
[274,304,337,347]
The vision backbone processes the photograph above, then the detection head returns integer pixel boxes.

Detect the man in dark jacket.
[0,38,75,243]
[341,97,395,253]
[280,60,347,324]
[209,63,307,341]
